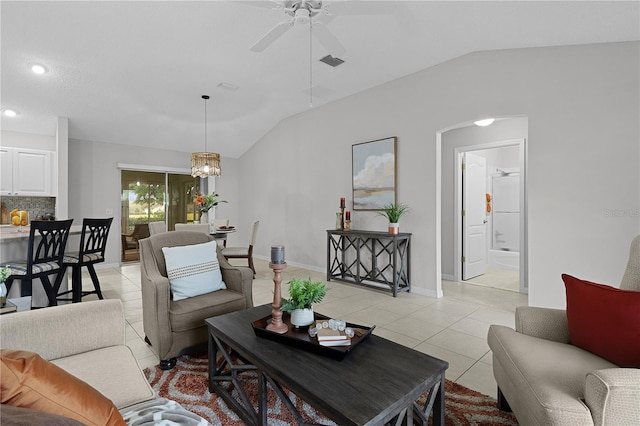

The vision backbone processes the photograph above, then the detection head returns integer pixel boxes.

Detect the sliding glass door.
[167,173,200,230]
[121,170,200,262]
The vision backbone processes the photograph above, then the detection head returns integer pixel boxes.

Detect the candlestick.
[267,262,288,334]
[270,245,285,264]
[340,206,345,230]
[345,219,351,231]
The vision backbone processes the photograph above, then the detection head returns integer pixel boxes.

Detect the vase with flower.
[193,193,227,227]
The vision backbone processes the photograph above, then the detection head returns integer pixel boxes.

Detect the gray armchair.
[139,231,254,370]
[488,235,640,425]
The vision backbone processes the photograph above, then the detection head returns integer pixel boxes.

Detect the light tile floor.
[85,258,528,399]
[464,267,520,293]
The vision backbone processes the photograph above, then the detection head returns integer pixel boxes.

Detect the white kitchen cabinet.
[0,147,55,196]
[0,147,13,195]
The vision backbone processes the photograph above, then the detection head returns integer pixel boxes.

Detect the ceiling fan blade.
[312,23,346,57]
[250,19,293,52]
[239,1,283,10]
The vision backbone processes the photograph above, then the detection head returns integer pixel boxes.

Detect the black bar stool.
[56,218,113,302]
[1,219,74,308]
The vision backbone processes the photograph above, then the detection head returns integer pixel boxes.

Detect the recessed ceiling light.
[30,64,48,74]
[474,118,495,127]
[2,109,20,117]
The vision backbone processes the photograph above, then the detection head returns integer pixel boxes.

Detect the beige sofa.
[488,236,640,425]
[1,299,155,411]
[139,231,254,369]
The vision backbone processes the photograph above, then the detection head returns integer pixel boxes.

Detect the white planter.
[290,307,314,327]
[388,222,399,235]
[200,211,209,225]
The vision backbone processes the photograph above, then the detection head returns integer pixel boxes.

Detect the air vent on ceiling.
[319,55,344,67]
[217,82,239,91]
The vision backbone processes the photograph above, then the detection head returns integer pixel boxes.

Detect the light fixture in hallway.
[474,118,495,127]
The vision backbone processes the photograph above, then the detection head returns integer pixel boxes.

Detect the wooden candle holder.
[267,262,288,334]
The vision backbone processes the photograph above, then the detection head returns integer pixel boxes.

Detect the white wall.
[1,130,56,151]
[212,157,240,240]
[68,138,193,265]
[232,42,639,307]
[441,118,527,279]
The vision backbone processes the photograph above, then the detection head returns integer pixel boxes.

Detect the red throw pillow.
[0,350,125,426]
[563,274,640,367]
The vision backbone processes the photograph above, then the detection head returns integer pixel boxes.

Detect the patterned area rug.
[144,354,518,426]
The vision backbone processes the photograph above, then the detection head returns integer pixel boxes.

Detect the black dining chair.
[1,219,74,308]
[55,217,113,303]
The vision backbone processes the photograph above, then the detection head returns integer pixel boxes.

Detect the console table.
[326,229,411,297]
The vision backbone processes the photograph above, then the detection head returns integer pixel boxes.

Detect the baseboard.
[253,255,325,274]
[254,255,445,298]
[411,286,443,298]
[441,274,455,281]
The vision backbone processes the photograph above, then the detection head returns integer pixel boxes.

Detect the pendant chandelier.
[191,95,221,177]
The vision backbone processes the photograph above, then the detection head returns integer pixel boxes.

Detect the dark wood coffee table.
[206,304,448,426]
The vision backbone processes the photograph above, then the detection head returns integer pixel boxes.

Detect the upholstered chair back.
[621,235,640,291]
[145,231,213,278]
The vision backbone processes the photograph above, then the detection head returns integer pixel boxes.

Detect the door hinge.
[461,256,466,263]
[461,209,465,216]
[461,162,466,171]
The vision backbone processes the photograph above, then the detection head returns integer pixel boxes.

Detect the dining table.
[210,227,236,247]
[0,224,83,307]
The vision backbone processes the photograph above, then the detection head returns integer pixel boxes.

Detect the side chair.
[222,220,259,275]
[148,221,166,235]
[1,219,73,308]
[56,217,113,303]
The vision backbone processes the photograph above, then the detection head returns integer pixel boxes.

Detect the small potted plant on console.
[378,202,410,235]
[281,278,328,327]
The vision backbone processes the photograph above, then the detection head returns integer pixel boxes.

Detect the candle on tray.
[345,211,351,221]
[271,246,285,264]
[340,197,345,208]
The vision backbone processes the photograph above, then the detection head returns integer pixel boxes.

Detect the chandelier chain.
[309,17,313,107]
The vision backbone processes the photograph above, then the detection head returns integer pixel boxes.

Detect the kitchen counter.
[0,224,83,243]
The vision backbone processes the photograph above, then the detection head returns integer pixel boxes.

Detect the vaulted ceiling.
[2,1,638,158]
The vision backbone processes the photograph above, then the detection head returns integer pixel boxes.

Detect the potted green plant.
[378,202,410,235]
[281,278,328,327]
[0,266,10,307]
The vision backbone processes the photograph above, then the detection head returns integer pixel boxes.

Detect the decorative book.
[315,321,349,341]
[319,338,351,347]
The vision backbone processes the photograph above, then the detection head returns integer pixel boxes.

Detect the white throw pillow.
[162,240,226,301]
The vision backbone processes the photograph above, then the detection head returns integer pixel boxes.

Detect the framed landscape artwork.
[352,137,397,210]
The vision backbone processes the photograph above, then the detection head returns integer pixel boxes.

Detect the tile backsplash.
[0,196,56,223]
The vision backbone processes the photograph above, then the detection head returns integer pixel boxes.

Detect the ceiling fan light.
[295,8,310,24]
[474,118,495,127]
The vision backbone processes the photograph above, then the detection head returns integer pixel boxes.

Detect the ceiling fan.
[248,1,346,56]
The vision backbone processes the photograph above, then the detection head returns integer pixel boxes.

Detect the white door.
[462,152,487,280]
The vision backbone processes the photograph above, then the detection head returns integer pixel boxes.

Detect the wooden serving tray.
[252,312,375,360]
